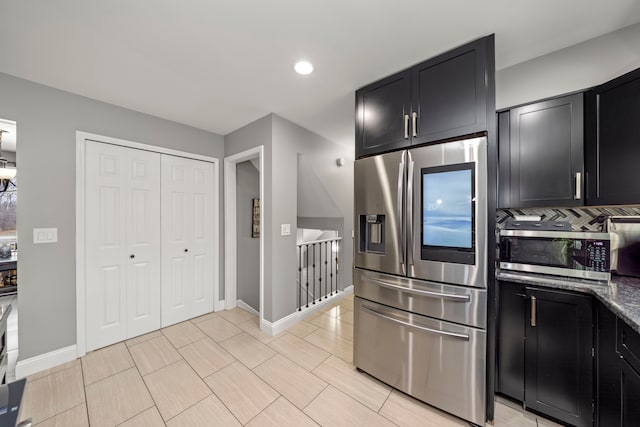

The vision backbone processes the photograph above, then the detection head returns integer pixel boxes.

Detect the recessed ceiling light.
[294,61,314,75]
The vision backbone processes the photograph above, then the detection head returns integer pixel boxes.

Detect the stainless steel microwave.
[499,229,611,281]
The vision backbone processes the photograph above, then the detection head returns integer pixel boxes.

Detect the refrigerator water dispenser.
[360,214,385,254]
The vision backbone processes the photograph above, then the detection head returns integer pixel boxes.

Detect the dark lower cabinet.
[620,361,640,426]
[597,302,640,427]
[497,282,525,400]
[497,282,594,427]
[524,287,593,427]
[597,303,619,426]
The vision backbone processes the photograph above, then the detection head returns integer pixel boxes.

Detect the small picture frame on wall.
[252,198,260,238]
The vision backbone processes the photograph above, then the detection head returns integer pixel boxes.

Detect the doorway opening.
[224,146,264,327]
[0,118,18,382]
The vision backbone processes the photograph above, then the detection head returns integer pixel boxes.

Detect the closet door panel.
[161,155,214,326]
[161,155,194,326]
[85,141,128,351]
[189,160,214,317]
[125,149,161,338]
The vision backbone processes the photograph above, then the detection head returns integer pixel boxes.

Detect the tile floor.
[17,294,561,426]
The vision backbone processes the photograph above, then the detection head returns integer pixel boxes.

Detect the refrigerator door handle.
[406,153,415,267]
[361,305,470,341]
[367,278,471,301]
[397,152,406,273]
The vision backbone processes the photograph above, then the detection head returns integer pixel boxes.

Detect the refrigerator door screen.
[423,168,473,248]
[420,162,475,265]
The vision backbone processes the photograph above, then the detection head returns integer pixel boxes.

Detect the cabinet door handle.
[574,172,581,200]
[404,114,410,139]
[531,295,537,327]
[412,112,418,137]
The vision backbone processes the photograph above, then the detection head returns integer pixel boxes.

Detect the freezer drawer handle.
[368,278,470,302]
[362,305,470,341]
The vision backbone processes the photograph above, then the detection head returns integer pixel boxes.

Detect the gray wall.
[236,161,260,312]
[224,114,354,323]
[497,22,640,109]
[224,114,273,321]
[0,72,225,360]
[297,153,342,218]
[272,114,354,322]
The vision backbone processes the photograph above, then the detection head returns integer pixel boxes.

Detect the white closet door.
[161,155,214,326]
[125,148,161,338]
[189,159,215,317]
[85,141,161,351]
[86,141,127,351]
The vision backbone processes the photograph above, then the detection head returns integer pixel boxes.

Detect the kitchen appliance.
[354,136,488,425]
[605,216,640,277]
[499,223,610,281]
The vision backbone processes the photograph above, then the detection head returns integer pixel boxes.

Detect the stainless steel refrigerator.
[353,136,488,425]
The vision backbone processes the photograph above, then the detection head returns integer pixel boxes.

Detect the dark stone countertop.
[497,270,640,334]
[0,254,17,266]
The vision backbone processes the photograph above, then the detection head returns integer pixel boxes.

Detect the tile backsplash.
[497,206,640,231]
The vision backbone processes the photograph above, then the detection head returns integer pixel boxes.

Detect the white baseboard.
[261,288,353,336]
[215,300,226,312]
[15,345,78,379]
[236,300,259,316]
[261,310,300,336]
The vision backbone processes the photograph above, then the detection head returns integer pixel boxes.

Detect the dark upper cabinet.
[410,37,491,146]
[355,35,494,158]
[524,287,593,427]
[355,71,412,158]
[497,283,594,427]
[585,67,640,205]
[498,93,584,208]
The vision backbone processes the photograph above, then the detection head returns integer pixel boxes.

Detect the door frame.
[224,146,264,326]
[75,131,220,357]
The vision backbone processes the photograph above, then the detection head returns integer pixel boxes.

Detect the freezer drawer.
[354,268,486,329]
[354,297,486,425]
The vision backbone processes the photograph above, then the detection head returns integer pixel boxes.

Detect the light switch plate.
[281,223,291,236]
[33,228,58,244]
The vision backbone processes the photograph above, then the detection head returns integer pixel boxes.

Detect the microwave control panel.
[583,239,610,272]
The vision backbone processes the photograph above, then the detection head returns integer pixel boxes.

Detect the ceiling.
[1,1,639,147]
